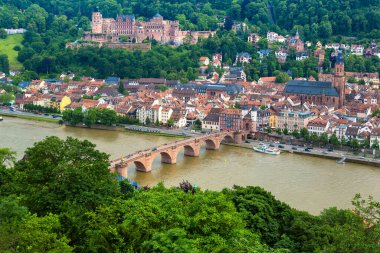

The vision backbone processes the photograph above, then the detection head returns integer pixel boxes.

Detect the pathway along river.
[1,117,379,214]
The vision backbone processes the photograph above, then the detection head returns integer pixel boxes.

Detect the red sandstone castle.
[84,12,215,45]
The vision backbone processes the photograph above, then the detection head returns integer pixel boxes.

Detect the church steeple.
[333,50,345,108]
[295,28,300,39]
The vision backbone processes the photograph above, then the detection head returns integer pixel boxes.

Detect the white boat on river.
[253,144,281,155]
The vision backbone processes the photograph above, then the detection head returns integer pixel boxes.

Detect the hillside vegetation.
[0,34,23,70]
[1,0,379,38]
[0,137,379,252]
[0,0,378,81]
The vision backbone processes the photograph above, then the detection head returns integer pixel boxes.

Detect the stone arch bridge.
[110,131,252,178]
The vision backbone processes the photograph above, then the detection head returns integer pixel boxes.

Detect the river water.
[1,117,379,214]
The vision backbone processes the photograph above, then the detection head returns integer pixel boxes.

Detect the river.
[1,116,379,214]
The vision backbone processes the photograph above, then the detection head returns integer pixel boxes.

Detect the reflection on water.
[1,116,379,214]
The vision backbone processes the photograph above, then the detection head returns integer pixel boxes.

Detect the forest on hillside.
[0,0,379,80]
[1,0,380,38]
[0,137,379,252]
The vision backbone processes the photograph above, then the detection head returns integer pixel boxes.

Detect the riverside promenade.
[234,140,380,167]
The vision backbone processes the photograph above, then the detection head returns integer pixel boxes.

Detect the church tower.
[92,12,103,34]
[333,51,345,108]
[294,28,300,40]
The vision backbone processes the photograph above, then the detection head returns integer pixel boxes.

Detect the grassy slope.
[0,34,23,70]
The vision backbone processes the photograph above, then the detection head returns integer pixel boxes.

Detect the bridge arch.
[204,139,219,150]
[134,160,149,172]
[184,145,197,156]
[222,135,234,143]
[160,151,177,164]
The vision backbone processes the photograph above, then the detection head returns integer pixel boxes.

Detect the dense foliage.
[0,0,378,81]
[23,103,60,113]
[0,137,379,252]
[1,0,379,38]
[63,107,139,126]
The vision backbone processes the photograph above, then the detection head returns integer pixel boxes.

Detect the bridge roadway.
[110,131,251,178]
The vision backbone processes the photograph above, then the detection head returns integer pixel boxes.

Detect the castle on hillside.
[83,12,215,45]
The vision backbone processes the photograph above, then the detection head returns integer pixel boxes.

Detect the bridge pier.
[234,133,243,144]
[117,165,128,178]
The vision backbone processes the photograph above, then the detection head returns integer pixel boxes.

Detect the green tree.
[12,136,120,215]
[193,119,202,130]
[0,197,72,252]
[292,129,300,138]
[145,116,151,125]
[351,139,360,150]
[300,128,309,140]
[283,128,289,135]
[329,134,340,147]
[372,139,379,150]
[361,139,370,149]
[275,72,290,83]
[310,133,319,144]
[167,118,174,127]
[121,184,267,252]
[83,107,97,126]
[275,128,282,135]
[159,85,168,92]
[320,133,329,145]
[0,148,16,196]
[341,136,347,146]
[70,107,84,125]
[0,93,15,104]
[118,82,126,95]
[0,29,7,39]
[0,148,16,169]
[0,54,10,74]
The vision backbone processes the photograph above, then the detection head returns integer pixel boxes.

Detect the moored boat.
[253,144,281,155]
[0,116,3,121]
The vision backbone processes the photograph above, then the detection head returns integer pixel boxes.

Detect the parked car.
[328,148,334,152]
[269,144,275,147]
[245,140,250,143]
[292,147,297,150]
[322,151,329,154]
[278,145,285,148]
[304,148,311,152]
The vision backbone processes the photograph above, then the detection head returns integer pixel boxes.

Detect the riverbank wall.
[64,123,186,138]
[223,143,380,168]
[0,113,59,123]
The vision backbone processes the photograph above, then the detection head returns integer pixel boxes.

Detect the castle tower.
[333,51,345,108]
[92,12,103,34]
